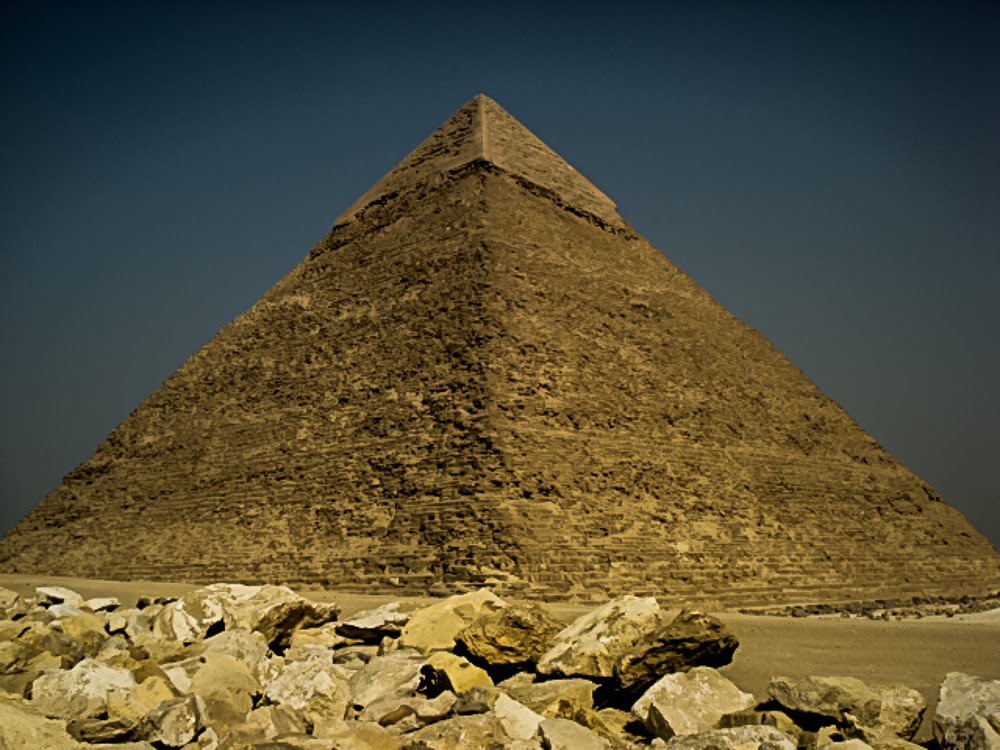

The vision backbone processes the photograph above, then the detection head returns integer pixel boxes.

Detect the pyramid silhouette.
[2,95,996,604]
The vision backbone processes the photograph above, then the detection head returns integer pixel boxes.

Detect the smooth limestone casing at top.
[1,95,997,605]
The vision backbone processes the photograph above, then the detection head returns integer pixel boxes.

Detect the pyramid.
[2,95,996,605]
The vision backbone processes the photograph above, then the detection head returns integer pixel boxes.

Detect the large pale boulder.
[632,667,756,740]
[263,651,351,728]
[933,672,1000,750]
[456,601,563,670]
[0,693,81,750]
[32,657,137,720]
[348,649,425,710]
[151,583,338,645]
[537,595,660,679]
[768,675,926,739]
[539,716,611,749]
[399,589,506,653]
[615,610,739,695]
[337,602,410,642]
[660,725,797,749]
[36,586,85,607]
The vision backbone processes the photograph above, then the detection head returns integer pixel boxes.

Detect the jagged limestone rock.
[539,716,611,750]
[659,725,797,749]
[632,667,756,740]
[151,583,338,646]
[454,685,501,714]
[399,589,506,653]
[314,719,403,748]
[107,675,179,724]
[718,709,802,743]
[201,628,276,684]
[31,657,137,719]
[422,651,493,695]
[107,608,151,639]
[263,651,351,728]
[401,713,516,748]
[337,602,410,642]
[506,678,598,718]
[361,690,457,731]
[841,716,925,750]
[189,653,259,730]
[0,586,21,613]
[456,601,563,669]
[816,740,875,750]
[614,609,739,695]
[493,692,546,741]
[0,692,81,750]
[66,715,138,743]
[36,586,85,607]
[213,703,308,746]
[290,621,358,651]
[141,694,203,747]
[348,648,425,710]
[84,597,121,612]
[538,595,661,679]
[768,675,925,739]
[54,611,108,657]
[933,672,1000,750]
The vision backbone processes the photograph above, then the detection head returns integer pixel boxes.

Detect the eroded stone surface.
[399,589,505,654]
[540,716,611,749]
[768,675,926,739]
[615,609,739,695]
[538,595,661,679]
[933,672,1000,750]
[659,725,797,749]
[32,657,136,720]
[0,693,81,750]
[456,601,563,669]
[632,667,756,740]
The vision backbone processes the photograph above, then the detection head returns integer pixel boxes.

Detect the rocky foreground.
[0,584,997,750]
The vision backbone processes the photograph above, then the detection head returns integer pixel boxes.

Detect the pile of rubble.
[743,592,1000,620]
[1,584,997,749]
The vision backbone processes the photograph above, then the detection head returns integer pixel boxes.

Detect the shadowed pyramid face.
[1,95,996,603]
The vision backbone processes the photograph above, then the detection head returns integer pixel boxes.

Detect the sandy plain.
[2,573,997,743]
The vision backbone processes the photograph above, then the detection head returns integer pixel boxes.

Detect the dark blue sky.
[2,1,998,549]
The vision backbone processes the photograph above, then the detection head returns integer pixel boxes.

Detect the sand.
[2,573,997,742]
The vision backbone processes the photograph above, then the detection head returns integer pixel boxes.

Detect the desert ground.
[2,573,997,744]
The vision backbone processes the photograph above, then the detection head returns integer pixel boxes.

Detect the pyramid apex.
[337,95,622,227]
